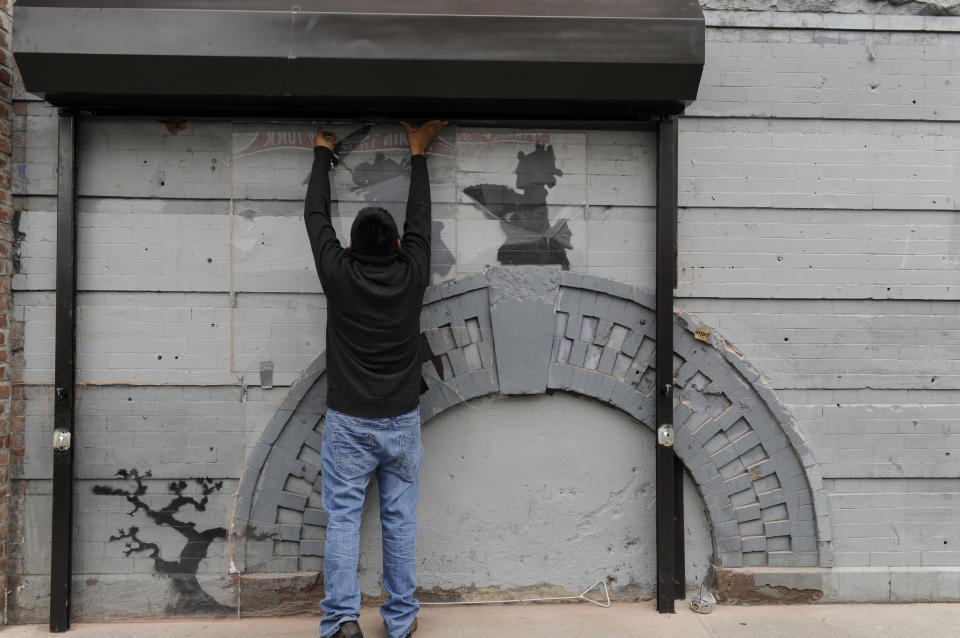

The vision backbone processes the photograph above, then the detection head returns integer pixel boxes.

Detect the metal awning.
[14,0,705,120]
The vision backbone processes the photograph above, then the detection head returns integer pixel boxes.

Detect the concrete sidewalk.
[5,601,960,637]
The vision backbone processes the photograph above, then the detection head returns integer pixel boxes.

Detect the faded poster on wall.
[231,122,457,286]
[227,123,596,382]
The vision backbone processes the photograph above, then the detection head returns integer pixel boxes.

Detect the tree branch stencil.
[93,468,233,615]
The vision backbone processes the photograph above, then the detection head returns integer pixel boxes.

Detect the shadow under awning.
[13,0,704,120]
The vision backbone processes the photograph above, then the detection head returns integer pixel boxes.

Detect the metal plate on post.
[657,425,675,447]
[259,361,274,390]
[52,430,71,452]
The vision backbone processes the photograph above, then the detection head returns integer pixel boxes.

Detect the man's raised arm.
[304,124,344,282]
[400,120,448,286]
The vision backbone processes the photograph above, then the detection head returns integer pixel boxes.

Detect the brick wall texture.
[0,0,13,624]
[5,4,960,621]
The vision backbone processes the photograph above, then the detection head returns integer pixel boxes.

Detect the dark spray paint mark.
[162,120,188,135]
[463,143,572,269]
[419,332,445,394]
[93,468,232,616]
[301,124,376,184]
[351,150,455,279]
[303,125,455,279]
[353,152,408,189]
[332,124,375,165]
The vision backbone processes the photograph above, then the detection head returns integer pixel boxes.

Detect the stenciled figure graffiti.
[325,125,455,280]
[464,142,572,269]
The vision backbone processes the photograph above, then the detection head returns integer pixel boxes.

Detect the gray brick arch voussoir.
[231,268,832,574]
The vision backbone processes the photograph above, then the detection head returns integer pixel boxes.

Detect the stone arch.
[231,267,832,575]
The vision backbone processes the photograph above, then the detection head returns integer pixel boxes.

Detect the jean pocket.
[331,430,378,480]
[390,430,422,483]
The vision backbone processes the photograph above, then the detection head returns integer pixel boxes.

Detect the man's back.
[304,126,437,419]
[322,236,429,418]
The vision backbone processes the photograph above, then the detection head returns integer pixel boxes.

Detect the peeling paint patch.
[715,569,824,605]
[237,572,324,617]
[163,120,188,135]
[724,339,745,359]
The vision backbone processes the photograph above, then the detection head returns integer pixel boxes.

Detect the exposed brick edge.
[715,567,824,605]
[561,271,833,566]
[671,310,834,566]
[0,0,14,624]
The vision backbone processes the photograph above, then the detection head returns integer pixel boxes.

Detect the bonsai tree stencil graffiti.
[93,468,232,615]
[463,142,573,269]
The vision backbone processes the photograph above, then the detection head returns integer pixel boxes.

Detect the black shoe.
[384,617,418,638]
[331,620,364,638]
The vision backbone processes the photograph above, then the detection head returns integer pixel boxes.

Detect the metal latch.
[53,430,72,452]
[657,425,675,447]
[259,360,274,390]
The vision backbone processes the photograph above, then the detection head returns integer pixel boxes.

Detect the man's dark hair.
[350,206,400,256]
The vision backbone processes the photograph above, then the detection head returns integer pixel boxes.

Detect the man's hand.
[401,120,448,156]
[313,122,339,151]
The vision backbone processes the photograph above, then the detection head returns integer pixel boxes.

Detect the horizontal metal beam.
[18,0,704,18]
[69,100,678,124]
[15,1,704,116]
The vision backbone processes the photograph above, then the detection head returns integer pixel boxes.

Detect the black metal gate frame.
[51,110,78,632]
[49,112,684,630]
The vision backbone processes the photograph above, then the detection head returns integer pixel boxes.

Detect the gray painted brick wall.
[8,6,960,620]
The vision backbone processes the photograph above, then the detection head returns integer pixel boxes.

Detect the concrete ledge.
[717,567,960,604]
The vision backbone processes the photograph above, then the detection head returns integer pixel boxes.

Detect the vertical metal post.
[655,116,679,613]
[50,111,78,632]
[674,459,686,599]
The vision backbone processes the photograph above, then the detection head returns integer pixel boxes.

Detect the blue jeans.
[319,407,423,638]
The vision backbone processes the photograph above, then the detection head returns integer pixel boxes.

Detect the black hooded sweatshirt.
[304,146,431,418]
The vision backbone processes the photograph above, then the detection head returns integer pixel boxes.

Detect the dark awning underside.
[14,0,705,121]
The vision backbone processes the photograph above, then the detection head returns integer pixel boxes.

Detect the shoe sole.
[384,616,418,638]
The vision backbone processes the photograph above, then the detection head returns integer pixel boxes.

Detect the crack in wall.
[567,468,649,544]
